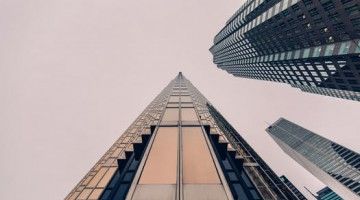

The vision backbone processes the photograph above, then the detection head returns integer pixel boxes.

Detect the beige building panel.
[162,108,179,121]
[182,127,220,184]
[87,189,103,200]
[82,176,93,186]
[181,96,192,102]
[181,103,194,108]
[169,96,180,102]
[67,191,80,200]
[97,167,117,188]
[131,184,176,200]
[111,148,122,158]
[183,184,228,200]
[76,188,92,200]
[181,108,198,121]
[139,127,178,184]
[87,167,108,187]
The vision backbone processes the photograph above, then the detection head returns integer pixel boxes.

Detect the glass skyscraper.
[210,0,360,101]
[65,73,299,200]
[266,118,360,199]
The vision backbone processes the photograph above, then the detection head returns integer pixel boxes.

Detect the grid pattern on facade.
[210,0,360,101]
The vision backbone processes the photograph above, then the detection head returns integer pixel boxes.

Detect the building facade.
[279,175,308,199]
[317,187,343,200]
[266,118,360,199]
[65,73,299,200]
[210,0,360,101]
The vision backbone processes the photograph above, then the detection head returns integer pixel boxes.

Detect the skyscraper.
[279,175,308,200]
[210,0,360,101]
[66,73,299,200]
[266,118,360,199]
[316,187,343,200]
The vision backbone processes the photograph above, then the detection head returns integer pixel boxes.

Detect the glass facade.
[66,73,300,200]
[317,187,343,200]
[210,0,360,101]
[267,118,360,199]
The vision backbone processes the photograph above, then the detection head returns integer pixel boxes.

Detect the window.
[274,53,279,60]
[324,44,335,56]
[182,127,220,184]
[302,48,311,58]
[181,108,198,121]
[294,50,301,59]
[274,2,281,16]
[312,46,322,57]
[286,51,293,60]
[338,41,351,55]
[169,96,180,102]
[162,108,179,121]
[280,52,286,60]
[139,127,178,184]
[181,96,192,103]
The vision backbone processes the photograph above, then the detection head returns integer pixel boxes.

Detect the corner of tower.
[177,71,183,78]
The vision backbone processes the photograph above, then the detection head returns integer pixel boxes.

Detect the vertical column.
[130,81,181,200]
[179,83,229,200]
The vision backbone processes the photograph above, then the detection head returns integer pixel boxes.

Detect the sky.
[0,0,359,199]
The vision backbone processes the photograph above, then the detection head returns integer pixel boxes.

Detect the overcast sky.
[1,0,359,199]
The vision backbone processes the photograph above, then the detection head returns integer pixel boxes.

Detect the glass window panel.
[181,96,192,103]
[97,167,117,188]
[338,41,351,55]
[356,40,360,53]
[132,185,176,200]
[274,2,281,15]
[139,127,178,184]
[282,0,289,10]
[162,108,179,121]
[324,44,335,56]
[302,48,310,58]
[183,127,220,184]
[181,108,198,121]
[167,103,179,108]
[312,46,322,57]
[181,103,194,108]
[274,53,279,60]
[286,51,293,59]
[280,52,286,60]
[169,96,180,103]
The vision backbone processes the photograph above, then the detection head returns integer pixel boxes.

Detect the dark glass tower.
[65,73,299,200]
[210,0,360,101]
[266,118,360,199]
[279,175,308,199]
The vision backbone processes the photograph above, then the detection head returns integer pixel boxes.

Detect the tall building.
[66,73,299,200]
[316,187,343,200]
[210,0,360,101]
[279,175,308,199]
[266,118,360,199]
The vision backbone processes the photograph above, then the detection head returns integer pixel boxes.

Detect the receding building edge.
[266,118,360,200]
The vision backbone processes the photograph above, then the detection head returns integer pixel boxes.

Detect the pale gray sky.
[1,0,359,199]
